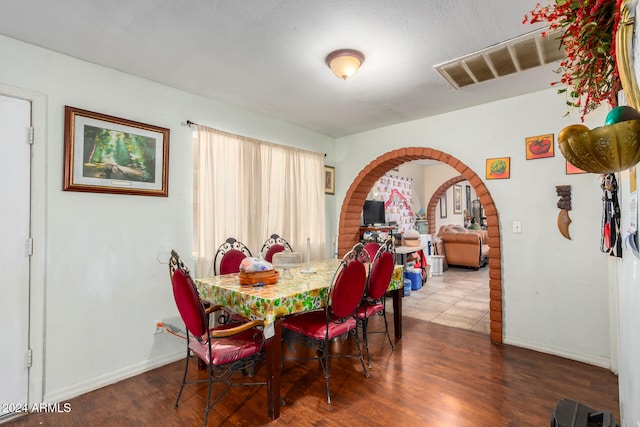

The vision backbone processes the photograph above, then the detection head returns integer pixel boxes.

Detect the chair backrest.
[213,237,252,275]
[169,249,191,279]
[363,242,380,261]
[343,242,370,265]
[260,234,293,262]
[171,268,207,340]
[367,251,395,301]
[330,259,367,319]
[328,243,367,318]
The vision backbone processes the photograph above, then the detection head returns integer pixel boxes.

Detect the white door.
[0,95,31,418]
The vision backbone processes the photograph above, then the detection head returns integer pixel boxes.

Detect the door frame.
[0,84,46,407]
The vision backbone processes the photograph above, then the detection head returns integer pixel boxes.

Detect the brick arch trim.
[337,147,503,343]
[427,175,466,235]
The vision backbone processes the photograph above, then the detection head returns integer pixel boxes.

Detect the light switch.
[512,221,522,233]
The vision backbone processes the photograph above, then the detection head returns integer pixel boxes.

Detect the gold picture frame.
[63,106,170,196]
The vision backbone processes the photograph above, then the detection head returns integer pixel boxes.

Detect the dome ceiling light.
[325,49,365,80]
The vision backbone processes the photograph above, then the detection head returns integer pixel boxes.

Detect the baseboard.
[43,351,184,404]
[504,336,611,370]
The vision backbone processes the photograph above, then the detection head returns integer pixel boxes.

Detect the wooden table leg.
[391,288,402,339]
[265,317,282,419]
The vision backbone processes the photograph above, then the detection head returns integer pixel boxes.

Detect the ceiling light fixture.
[325,49,365,80]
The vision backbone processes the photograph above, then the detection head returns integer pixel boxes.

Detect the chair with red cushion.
[356,238,396,368]
[363,241,380,261]
[169,250,266,427]
[281,243,369,403]
[213,237,252,275]
[260,234,294,262]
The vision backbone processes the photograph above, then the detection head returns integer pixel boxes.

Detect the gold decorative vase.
[558,121,640,173]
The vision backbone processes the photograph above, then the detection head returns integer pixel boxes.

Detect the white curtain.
[192,125,327,277]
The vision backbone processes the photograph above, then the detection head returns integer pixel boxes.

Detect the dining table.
[194,258,404,420]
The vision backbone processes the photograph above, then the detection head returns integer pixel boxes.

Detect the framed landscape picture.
[63,106,170,196]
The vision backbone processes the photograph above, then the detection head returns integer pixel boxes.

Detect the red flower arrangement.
[523,0,624,120]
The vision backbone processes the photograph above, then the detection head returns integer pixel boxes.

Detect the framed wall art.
[465,185,471,213]
[324,165,335,195]
[525,133,554,160]
[453,184,462,214]
[440,193,447,218]
[63,106,170,196]
[566,160,587,175]
[486,157,510,180]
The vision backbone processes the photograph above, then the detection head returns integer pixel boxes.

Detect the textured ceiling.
[0,0,556,138]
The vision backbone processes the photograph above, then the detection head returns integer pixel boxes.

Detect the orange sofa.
[437,225,489,269]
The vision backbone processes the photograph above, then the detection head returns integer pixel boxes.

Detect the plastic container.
[431,255,444,276]
[403,278,411,296]
[404,269,422,290]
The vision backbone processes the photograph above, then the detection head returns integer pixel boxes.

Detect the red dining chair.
[363,241,380,261]
[356,238,396,368]
[213,237,252,275]
[169,251,266,427]
[281,243,369,403]
[260,234,294,262]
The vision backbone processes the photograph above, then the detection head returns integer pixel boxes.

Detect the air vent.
[434,28,565,89]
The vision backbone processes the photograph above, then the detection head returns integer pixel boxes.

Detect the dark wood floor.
[5,315,619,427]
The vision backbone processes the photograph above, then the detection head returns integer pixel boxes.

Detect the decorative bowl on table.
[238,257,279,285]
[271,252,302,278]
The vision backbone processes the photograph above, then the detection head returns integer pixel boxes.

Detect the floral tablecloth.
[195,259,403,337]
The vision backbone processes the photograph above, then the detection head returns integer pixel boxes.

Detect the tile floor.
[388,265,490,334]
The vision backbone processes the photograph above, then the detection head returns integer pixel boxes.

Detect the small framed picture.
[525,134,554,160]
[453,185,462,214]
[439,193,447,218]
[566,160,586,175]
[324,165,335,195]
[486,157,510,180]
[63,106,170,196]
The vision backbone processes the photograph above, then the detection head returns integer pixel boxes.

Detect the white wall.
[335,89,612,369]
[615,167,640,426]
[0,34,334,402]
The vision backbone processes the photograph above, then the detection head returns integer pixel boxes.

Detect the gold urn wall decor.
[558,121,640,173]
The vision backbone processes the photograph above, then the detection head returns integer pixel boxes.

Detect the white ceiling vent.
[434,28,565,89]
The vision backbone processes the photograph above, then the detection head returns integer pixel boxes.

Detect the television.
[362,200,386,226]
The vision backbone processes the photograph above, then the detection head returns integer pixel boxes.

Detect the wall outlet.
[512,221,522,233]
[154,319,163,335]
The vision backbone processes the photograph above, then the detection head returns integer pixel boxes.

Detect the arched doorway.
[337,147,503,343]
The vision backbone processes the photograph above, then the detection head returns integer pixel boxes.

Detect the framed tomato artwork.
[525,133,554,160]
[486,157,510,180]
